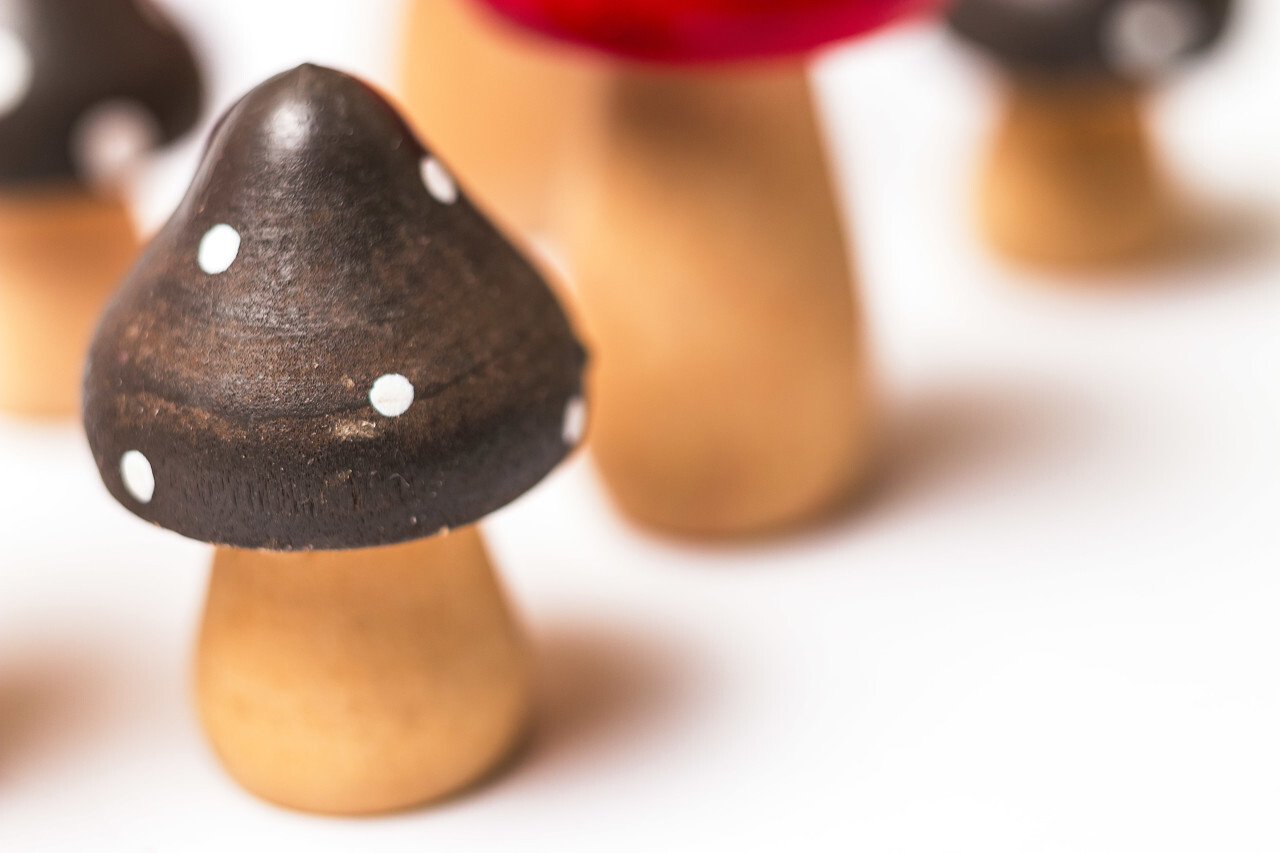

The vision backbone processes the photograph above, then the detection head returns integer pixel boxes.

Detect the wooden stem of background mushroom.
[195,527,531,815]
[399,0,598,245]
[0,189,136,417]
[980,78,1171,267]
[560,62,878,537]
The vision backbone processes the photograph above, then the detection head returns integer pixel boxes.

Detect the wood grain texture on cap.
[947,0,1232,79]
[0,0,202,187]
[83,64,586,551]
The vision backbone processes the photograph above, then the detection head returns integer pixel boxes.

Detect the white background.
[3,1,1280,850]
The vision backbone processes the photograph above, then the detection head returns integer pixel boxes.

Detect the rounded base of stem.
[195,528,530,815]
[981,81,1172,268]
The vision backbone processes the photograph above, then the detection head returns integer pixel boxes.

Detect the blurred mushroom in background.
[465,0,942,539]
[0,0,201,417]
[947,0,1233,268]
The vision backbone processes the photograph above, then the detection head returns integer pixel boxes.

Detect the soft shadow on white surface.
[0,637,172,788]
[0,653,109,784]
[521,621,706,781]
[882,382,1105,510]
[1163,202,1280,272]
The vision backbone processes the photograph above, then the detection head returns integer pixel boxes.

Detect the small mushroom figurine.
[470,0,939,537]
[83,65,587,814]
[0,0,201,416]
[399,0,599,245]
[948,0,1233,266]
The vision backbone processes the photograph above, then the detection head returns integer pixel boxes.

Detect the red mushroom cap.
[475,0,942,63]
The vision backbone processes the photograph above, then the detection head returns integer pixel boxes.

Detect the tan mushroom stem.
[559,61,878,537]
[979,77,1171,267]
[0,187,136,417]
[399,0,598,244]
[195,526,531,815]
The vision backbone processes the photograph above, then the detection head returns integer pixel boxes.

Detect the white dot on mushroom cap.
[0,29,33,117]
[562,396,587,446]
[71,99,162,189]
[1104,0,1203,77]
[370,374,415,418]
[120,450,155,504]
[198,224,241,275]
[421,156,459,205]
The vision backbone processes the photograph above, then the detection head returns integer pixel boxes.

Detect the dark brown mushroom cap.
[947,0,1232,81]
[83,64,587,551]
[0,0,202,187]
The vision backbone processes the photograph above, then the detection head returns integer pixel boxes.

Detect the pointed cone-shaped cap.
[947,0,1232,81]
[0,0,203,187]
[83,64,587,551]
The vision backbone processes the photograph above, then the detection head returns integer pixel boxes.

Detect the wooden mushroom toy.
[0,0,201,417]
[948,0,1232,267]
[399,0,599,245]
[82,65,587,815]
[471,0,937,537]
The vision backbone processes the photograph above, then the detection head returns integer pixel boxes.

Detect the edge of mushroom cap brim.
[82,358,586,552]
[473,0,944,65]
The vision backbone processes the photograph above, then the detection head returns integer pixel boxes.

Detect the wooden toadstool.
[0,0,201,417]
[82,65,587,815]
[470,0,938,537]
[948,0,1233,267]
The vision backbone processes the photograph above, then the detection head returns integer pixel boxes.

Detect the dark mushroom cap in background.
[83,64,587,551]
[0,0,202,188]
[947,0,1232,81]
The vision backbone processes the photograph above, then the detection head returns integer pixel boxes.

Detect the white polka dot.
[198,224,241,275]
[0,29,33,117]
[1104,0,1203,77]
[421,156,459,205]
[120,450,155,504]
[70,99,162,188]
[370,374,415,417]
[562,395,587,446]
